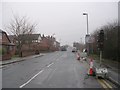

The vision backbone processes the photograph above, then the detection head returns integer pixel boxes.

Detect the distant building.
[73,42,84,51]
[54,41,60,51]
[0,30,15,60]
[40,35,60,52]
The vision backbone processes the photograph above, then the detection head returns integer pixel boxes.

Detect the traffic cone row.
[88,58,94,76]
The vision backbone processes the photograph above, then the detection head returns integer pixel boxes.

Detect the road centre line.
[47,63,54,68]
[19,69,44,88]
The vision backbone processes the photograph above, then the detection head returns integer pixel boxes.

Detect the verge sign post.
[85,34,95,54]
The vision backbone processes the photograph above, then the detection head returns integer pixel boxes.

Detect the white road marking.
[47,63,54,68]
[0,65,6,69]
[0,66,3,69]
[19,69,44,88]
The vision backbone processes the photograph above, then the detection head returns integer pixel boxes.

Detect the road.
[2,50,107,88]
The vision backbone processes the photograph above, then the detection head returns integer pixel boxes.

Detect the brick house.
[0,29,15,60]
[39,35,49,51]
[10,34,42,57]
[8,33,60,57]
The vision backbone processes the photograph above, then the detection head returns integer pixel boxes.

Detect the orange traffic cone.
[77,53,80,60]
[88,59,93,75]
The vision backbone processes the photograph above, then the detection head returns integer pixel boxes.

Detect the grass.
[88,54,99,60]
[11,55,19,60]
[0,49,2,55]
[88,54,120,69]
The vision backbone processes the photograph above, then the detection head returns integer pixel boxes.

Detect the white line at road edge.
[19,69,44,88]
[47,63,54,68]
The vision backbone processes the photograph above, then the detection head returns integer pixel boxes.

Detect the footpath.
[0,53,45,67]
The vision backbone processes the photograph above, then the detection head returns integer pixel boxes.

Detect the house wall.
[2,33,10,44]
[20,43,39,57]
[1,32,15,60]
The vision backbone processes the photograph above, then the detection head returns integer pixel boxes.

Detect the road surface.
[2,50,106,88]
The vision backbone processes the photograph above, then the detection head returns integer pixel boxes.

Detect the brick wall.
[1,31,15,60]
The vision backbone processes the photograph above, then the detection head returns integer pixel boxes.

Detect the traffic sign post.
[85,34,90,55]
[85,34,95,55]
[100,51,102,66]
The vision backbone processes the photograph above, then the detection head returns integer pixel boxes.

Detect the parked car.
[61,46,67,51]
[61,48,67,51]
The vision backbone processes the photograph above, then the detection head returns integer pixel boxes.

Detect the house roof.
[0,29,15,46]
[0,29,11,43]
[18,34,41,40]
[0,29,5,33]
[55,41,60,44]
[8,34,41,41]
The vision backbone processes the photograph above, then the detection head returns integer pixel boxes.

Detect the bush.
[0,49,2,55]
[2,47,7,55]
[91,21,119,61]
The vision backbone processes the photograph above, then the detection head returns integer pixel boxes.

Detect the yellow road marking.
[101,79,112,88]
[97,79,108,88]
[85,59,113,89]
[97,79,113,89]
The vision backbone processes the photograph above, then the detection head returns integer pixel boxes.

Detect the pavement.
[0,53,45,67]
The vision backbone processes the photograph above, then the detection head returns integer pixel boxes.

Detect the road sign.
[85,34,94,43]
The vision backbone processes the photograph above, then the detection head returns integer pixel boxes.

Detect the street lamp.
[83,12,90,55]
[83,13,89,35]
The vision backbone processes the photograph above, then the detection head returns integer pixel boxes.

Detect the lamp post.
[83,13,89,35]
[83,12,90,55]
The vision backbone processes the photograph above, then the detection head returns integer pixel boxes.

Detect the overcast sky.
[1,0,119,46]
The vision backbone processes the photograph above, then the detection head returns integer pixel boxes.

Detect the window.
[9,46,13,51]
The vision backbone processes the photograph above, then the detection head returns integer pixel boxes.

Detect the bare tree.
[7,15,37,56]
[91,21,119,60]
